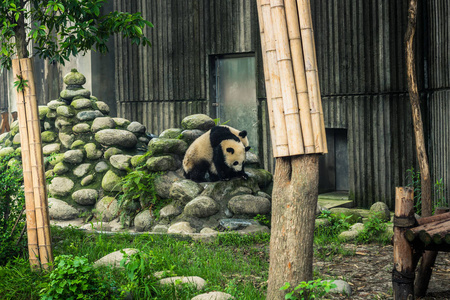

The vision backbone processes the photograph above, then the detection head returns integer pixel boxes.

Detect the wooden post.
[0,111,11,133]
[414,208,447,297]
[393,187,415,300]
[406,0,432,217]
[12,59,39,269]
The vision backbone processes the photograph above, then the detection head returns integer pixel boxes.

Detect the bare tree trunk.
[14,0,29,60]
[267,155,318,300]
[405,0,432,217]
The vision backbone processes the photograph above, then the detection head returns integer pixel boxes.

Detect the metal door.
[214,56,259,154]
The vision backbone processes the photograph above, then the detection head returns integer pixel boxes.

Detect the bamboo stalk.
[261,0,290,157]
[20,58,53,269]
[12,59,39,269]
[284,0,315,154]
[297,0,325,153]
[256,0,278,158]
[270,0,304,156]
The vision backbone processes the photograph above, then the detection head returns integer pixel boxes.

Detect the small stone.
[46,110,57,119]
[84,143,103,160]
[104,147,123,160]
[59,132,75,149]
[38,106,49,120]
[48,153,64,166]
[41,131,57,143]
[110,154,132,170]
[95,129,138,149]
[218,219,259,231]
[330,208,362,224]
[152,225,169,233]
[94,196,119,222]
[73,123,91,133]
[53,162,69,175]
[191,292,233,300]
[0,147,10,157]
[158,276,206,291]
[134,210,154,232]
[76,110,104,121]
[60,88,91,101]
[339,230,359,241]
[184,196,219,218]
[159,128,183,139]
[72,189,98,206]
[81,175,94,186]
[147,138,188,156]
[130,155,145,167]
[350,223,365,232]
[0,132,9,143]
[245,168,273,188]
[200,228,218,234]
[102,170,122,192]
[127,121,146,133]
[228,195,271,216]
[44,122,52,130]
[71,140,86,149]
[181,114,215,130]
[56,105,76,117]
[43,143,61,155]
[146,155,180,172]
[47,100,66,110]
[236,224,270,234]
[323,280,352,296]
[369,202,391,222]
[55,116,73,128]
[159,204,182,218]
[95,101,110,114]
[91,117,115,132]
[93,248,138,268]
[113,117,131,127]
[48,198,79,220]
[73,163,91,177]
[179,129,205,145]
[12,133,21,145]
[49,177,74,197]
[167,222,195,234]
[169,180,204,205]
[63,69,86,85]
[63,149,84,164]
[154,171,182,199]
[71,98,93,109]
[95,161,109,173]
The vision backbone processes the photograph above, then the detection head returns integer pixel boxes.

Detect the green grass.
[0,212,392,300]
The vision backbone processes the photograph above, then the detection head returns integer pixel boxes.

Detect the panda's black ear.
[245,146,251,152]
[226,147,234,154]
[239,130,247,138]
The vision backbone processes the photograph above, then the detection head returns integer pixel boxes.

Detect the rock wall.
[0,70,273,233]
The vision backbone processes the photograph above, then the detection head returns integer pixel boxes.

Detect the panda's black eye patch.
[226,147,234,154]
[233,161,239,166]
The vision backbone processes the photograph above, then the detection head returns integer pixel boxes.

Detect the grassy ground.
[0,211,392,300]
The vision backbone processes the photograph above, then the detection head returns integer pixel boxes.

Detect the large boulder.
[146,156,180,172]
[228,195,271,216]
[167,222,195,234]
[48,198,79,220]
[169,180,204,205]
[49,177,74,197]
[95,129,138,149]
[154,171,182,199]
[369,202,391,221]
[147,138,188,156]
[184,196,219,218]
[134,210,155,232]
[200,178,260,203]
[94,196,119,221]
[91,117,115,132]
[102,170,123,192]
[181,114,215,131]
[330,208,362,224]
[72,189,98,206]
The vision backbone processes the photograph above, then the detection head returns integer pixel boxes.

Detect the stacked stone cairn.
[0,69,273,235]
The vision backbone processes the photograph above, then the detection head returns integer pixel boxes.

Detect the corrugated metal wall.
[428,0,450,208]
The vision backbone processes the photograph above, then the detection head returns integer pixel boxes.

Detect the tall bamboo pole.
[256,0,278,157]
[11,59,39,269]
[284,0,315,153]
[297,0,325,153]
[261,0,290,157]
[20,58,53,269]
[270,0,304,155]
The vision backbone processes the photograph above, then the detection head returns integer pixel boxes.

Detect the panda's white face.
[222,139,246,172]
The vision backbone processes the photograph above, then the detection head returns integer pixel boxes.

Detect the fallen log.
[405,219,450,245]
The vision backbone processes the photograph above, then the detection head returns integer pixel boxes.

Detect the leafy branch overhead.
[0,0,153,70]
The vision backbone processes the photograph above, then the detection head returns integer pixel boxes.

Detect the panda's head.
[221,139,246,172]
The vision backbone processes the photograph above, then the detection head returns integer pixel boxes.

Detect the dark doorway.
[319,129,349,193]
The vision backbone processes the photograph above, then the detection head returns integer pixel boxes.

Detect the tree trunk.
[267,155,318,300]
[14,0,29,60]
[405,0,432,217]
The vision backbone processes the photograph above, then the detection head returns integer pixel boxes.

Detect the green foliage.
[406,167,422,215]
[254,214,271,227]
[280,279,337,300]
[356,213,389,244]
[13,74,28,91]
[213,118,230,126]
[0,155,26,264]
[0,257,42,299]
[433,178,448,210]
[315,210,351,238]
[1,0,153,69]
[216,232,270,246]
[39,255,119,300]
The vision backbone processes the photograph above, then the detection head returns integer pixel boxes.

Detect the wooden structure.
[12,59,52,269]
[1,0,450,209]
[393,187,450,299]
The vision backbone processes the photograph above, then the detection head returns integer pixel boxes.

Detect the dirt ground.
[314,244,450,299]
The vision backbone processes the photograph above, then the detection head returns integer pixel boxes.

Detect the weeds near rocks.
[356,213,389,245]
[280,279,336,300]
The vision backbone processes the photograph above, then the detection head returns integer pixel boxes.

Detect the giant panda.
[183,125,249,182]
[215,125,251,152]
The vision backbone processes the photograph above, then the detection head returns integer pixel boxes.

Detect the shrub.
[39,255,119,300]
[280,279,336,299]
[0,155,26,263]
